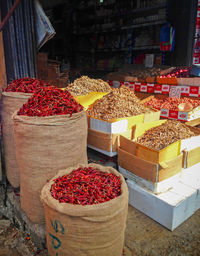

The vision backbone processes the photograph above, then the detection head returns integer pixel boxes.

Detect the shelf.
[133,45,160,50]
[74,19,166,35]
[95,4,167,19]
[121,19,167,30]
[96,48,129,52]
[117,4,167,16]
[77,46,160,54]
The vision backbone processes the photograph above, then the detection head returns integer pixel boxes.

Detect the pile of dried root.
[87,86,152,120]
[137,120,195,150]
[67,76,111,96]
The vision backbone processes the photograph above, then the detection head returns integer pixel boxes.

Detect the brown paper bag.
[1,91,32,187]
[13,110,88,223]
[41,163,128,256]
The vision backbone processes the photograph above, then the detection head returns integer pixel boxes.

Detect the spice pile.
[4,77,51,93]
[143,96,200,111]
[50,166,121,205]
[137,120,195,150]
[17,87,83,117]
[87,86,152,120]
[67,76,112,96]
[129,67,164,79]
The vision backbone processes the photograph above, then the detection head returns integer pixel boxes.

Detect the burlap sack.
[1,92,32,187]
[41,163,128,256]
[12,110,88,223]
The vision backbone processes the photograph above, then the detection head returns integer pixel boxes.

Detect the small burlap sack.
[41,163,128,256]
[1,92,32,187]
[12,110,88,223]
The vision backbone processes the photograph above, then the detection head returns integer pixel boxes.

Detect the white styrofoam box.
[127,179,197,231]
[181,133,200,151]
[87,144,117,157]
[180,163,200,211]
[118,166,180,194]
[90,118,128,134]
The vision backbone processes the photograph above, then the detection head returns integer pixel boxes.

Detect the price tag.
[145,54,154,68]
[169,86,182,98]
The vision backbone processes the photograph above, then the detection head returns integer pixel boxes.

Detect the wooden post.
[0,13,7,90]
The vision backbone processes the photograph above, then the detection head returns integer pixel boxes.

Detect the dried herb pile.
[87,86,152,120]
[17,87,83,117]
[144,97,200,111]
[137,120,195,150]
[50,166,121,205]
[67,76,112,96]
[5,77,51,93]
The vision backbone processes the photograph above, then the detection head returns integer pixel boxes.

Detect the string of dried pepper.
[17,87,83,116]
[50,167,121,205]
[5,77,51,93]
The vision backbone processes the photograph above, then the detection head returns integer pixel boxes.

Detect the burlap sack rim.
[2,91,32,99]
[12,110,86,126]
[41,163,128,217]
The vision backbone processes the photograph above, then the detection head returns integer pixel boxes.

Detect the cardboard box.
[177,77,200,86]
[89,110,160,134]
[119,166,180,194]
[133,121,200,164]
[183,147,200,168]
[131,120,181,163]
[88,108,160,156]
[157,77,178,85]
[142,95,200,122]
[127,179,198,231]
[87,128,132,157]
[118,135,183,193]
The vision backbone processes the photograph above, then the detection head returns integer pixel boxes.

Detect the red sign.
[189,86,199,95]
[154,84,162,92]
[134,84,141,91]
[169,110,178,119]
[147,86,154,93]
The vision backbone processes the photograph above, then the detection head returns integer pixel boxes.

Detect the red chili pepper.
[4,77,52,93]
[50,167,121,205]
[17,87,83,117]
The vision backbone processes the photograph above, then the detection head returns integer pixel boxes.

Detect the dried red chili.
[159,67,191,78]
[5,77,51,93]
[50,167,121,205]
[17,87,83,117]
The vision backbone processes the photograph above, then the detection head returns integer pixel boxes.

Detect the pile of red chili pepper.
[5,77,51,93]
[50,167,121,205]
[159,67,191,78]
[144,96,200,111]
[17,87,83,116]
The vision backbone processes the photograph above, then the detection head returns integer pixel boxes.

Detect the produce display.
[87,86,152,120]
[67,76,112,96]
[127,67,166,80]
[17,87,83,116]
[137,120,195,150]
[159,67,191,78]
[5,77,51,93]
[50,166,121,205]
[143,96,200,111]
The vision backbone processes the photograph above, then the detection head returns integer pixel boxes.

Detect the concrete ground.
[0,204,200,256]
[0,148,199,255]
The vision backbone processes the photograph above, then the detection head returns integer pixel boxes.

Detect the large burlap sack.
[41,163,128,256]
[12,110,88,223]
[1,92,32,187]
